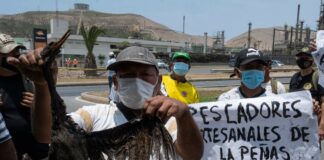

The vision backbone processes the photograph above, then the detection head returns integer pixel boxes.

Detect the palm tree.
[80,23,105,77]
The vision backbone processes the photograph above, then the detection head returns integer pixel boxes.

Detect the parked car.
[271,60,284,67]
[157,59,168,69]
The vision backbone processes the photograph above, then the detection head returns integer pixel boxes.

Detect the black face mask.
[296,59,313,69]
[0,57,19,73]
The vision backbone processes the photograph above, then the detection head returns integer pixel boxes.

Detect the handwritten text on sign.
[189,91,319,160]
[313,30,324,87]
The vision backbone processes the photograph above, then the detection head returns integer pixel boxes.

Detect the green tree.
[80,23,105,76]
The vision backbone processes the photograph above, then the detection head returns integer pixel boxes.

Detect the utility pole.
[221,31,225,49]
[299,21,304,43]
[55,0,59,27]
[272,28,275,55]
[319,0,324,30]
[295,4,300,43]
[284,24,289,44]
[183,16,185,34]
[320,0,323,19]
[247,22,252,48]
[203,32,208,54]
[305,27,311,43]
[290,27,294,48]
[76,10,84,35]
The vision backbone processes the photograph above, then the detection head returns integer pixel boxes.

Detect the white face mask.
[116,77,156,110]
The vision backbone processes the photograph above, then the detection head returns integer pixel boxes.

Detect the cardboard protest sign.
[189,91,319,160]
[316,30,324,49]
[312,30,324,87]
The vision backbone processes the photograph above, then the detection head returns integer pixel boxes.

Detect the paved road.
[57,85,103,113]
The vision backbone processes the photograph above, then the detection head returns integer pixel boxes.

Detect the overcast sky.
[0,0,321,40]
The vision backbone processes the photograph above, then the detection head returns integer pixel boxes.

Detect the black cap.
[263,55,272,66]
[296,47,312,57]
[234,48,267,68]
[107,46,158,71]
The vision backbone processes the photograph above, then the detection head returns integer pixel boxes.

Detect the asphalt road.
[57,85,102,113]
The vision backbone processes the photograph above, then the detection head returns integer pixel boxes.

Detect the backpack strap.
[312,70,319,91]
[116,102,137,121]
[270,78,278,94]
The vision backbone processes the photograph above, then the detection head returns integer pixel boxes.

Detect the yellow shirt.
[162,75,199,104]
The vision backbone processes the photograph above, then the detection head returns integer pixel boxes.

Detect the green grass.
[199,90,218,102]
[198,85,291,102]
[198,89,227,102]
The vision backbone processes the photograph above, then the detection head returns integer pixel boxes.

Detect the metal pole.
[61,47,65,67]
[272,28,275,55]
[295,4,300,43]
[221,31,225,48]
[290,27,293,48]
[62,53,64,67]
[305,27,310,44]
[183,16,185,34]
[319,0,324,30]
[55,0,59,26]
[203,32,207,54]
[248,22,252,48]
[76,10,83,35]
[321,0,323,18]
[299,21,304,43]
[284,24,288,44]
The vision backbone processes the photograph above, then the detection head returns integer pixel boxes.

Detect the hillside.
[0,10,214,45]
[1,10,314,50]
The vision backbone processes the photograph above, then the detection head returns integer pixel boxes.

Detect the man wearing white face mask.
[69,46,204,159]
[218,48,274,100]
[161,52,199,104]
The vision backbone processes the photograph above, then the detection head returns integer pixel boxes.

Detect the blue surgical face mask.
[240,70,265,89]
[173,62,189,76]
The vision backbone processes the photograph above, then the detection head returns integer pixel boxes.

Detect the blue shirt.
[0,112,11,143]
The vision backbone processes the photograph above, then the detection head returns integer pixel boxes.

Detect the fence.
[57,67,107,78]
[271,55,296,65]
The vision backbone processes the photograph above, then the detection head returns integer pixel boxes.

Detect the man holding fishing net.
[68,46,203,159]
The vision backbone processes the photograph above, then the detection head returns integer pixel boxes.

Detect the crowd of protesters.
[1,29,324,159]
